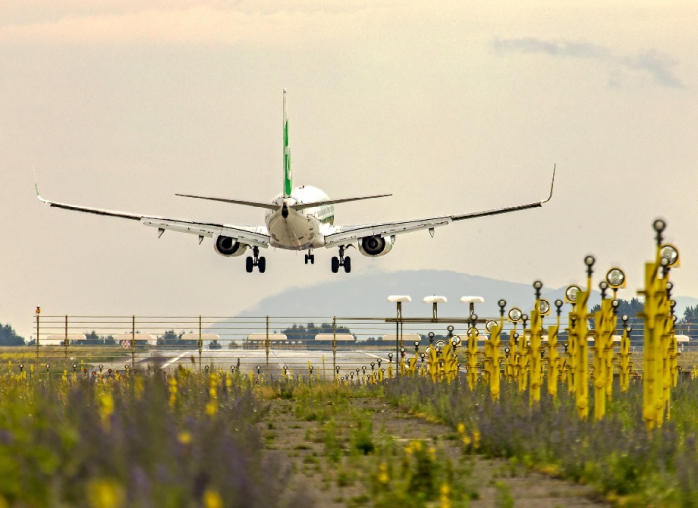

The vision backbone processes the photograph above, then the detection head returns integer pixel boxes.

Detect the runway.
[103,348,401,379]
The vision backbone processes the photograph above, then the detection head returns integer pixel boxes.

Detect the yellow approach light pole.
[507,307,523,383]
[573,255,595,420]
[547,299,564,398]
[619,314,632,392]
[639,220,680,431]
[564,285,581,394]
[529,281,549,405]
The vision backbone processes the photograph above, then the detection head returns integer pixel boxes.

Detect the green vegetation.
[0,323,25,346]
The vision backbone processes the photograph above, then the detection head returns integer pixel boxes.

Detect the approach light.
[508,307,523,322]
[485,320,498,333]
[606,268,626,289]
[584,255,596,267]
[660,244,680,268]
[565,285,581,304]
[537,299,551,315]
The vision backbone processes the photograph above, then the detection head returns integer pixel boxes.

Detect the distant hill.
[234,269,698,321]
[235,270,599,319]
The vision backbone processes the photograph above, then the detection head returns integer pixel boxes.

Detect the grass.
[5,365,698,506]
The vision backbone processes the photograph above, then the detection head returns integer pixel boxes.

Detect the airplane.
[36,90,556,274]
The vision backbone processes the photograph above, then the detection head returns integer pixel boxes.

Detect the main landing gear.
[331,246,351,274]
[246,247,266,273]
[304,250,315,265]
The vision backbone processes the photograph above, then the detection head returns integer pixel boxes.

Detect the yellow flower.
[203,489,223,508]
[178,431,192,445]
[428,446,436,461]
[462,435,471,446]
[98,390,114,430]
[457,422,465,435]
[473,430,481,450]
[439,483,451,508]
[168,377,178,409]
[378,463,389,484]
[87,479,125,508]
[206,401,217,416]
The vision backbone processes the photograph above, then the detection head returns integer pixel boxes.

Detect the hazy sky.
[2,1,697,336]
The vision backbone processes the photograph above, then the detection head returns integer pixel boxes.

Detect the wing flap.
[324,217,452,247]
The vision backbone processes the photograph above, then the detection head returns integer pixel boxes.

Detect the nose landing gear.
[246,247,266,273]
[304,250,315,265]
[331,246,351,274]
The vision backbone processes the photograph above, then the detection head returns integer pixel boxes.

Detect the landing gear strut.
[304,250,315,265]
[246,247,266,273]
[331,246,351,274]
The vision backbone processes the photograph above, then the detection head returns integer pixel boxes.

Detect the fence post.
[266,316,270,373]
[198,315,203,372]
[131,315,136,370]
[64,315,69,360]
[333,317,337,376]
[35,307,41,370]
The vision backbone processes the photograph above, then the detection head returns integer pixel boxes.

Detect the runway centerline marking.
[162,352,188,369]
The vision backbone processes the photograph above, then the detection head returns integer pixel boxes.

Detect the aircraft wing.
[324,165,555,248]
[36,190,270,249]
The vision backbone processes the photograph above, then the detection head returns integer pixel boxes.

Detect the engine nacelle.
[214,236,248,257]
[358,235,394,257]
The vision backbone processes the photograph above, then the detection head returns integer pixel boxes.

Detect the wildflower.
[473,430,481,450]
[462,435,471,446]
[439,483,451,508]
[98,390,114,430]
[203,489,223,508]
[87,478,125,508]
[378,463,389,484]
[457,422,465,435]
[178,431,192,445]
[168,377,178,409]
[429,446,436,461]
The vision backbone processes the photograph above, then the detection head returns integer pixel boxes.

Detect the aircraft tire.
[246,257,254,273]
[344,256,351,273]
[258,257,266,273]
[331,257,340,273]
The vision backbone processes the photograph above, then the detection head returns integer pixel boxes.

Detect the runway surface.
[102,348,401,379]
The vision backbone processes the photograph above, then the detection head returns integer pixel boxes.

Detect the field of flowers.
[382,377,698,507]
[3,363,698,507]
[0,370,312,507]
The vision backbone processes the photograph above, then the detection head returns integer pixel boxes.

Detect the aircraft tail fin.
[283,89,292,197]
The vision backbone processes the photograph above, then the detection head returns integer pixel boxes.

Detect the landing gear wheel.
[245,256,254,273]
[344,256,351,273]
[331,257,340,273]
[305,251,316,265]
[258,257,266,273]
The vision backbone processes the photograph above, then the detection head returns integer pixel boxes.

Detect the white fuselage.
[264,185,335,250]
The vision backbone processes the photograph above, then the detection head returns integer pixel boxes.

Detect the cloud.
[0,2,438,46]
[492,37,684,88]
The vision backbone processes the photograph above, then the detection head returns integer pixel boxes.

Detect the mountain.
[235,270,601,320]
[234,269,698,321]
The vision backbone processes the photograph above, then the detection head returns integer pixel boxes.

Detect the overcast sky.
[2,1,697,336]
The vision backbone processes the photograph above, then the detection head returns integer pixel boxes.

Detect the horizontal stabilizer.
[175,193,279,210]
[293,194,392,210]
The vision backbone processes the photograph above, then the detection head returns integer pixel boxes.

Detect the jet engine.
[214,236,248,257]
[358,235,394,257]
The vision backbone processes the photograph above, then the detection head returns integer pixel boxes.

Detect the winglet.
[33,168,49,204]
[541,164,556,204]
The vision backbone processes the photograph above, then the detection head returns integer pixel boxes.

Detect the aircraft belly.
[266,211,322,250]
